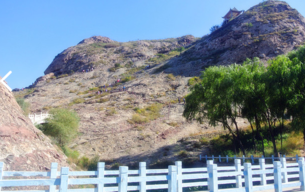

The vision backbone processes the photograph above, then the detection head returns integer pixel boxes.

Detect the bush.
[199,137,209,145]
[115,63,121,68]
[210,25,220,33]
[129,103,163,124]
[129,114,148,124]
[188,76,201,86]
[16,98,30,115]
[71,98,85,104]
[58,74,68,78]
[167,74,176,81]
[121,75,135,83]
[41,108,79,147]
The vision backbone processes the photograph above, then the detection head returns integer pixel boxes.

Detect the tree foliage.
[41,108,79,147]
[183,45,305,156]
[210,25,220,33]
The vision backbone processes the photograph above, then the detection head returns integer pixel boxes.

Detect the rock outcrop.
[44,35,197,75]
[0,82,68,171]
[166,1,305,76]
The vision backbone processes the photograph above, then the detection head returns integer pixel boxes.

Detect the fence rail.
[200,154,300,164]
[0,157,304,192]
[28,112,50,124]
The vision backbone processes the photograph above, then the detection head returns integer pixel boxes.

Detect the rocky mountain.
[44,35,197,76]
[0,81,68,171]
[165,0,305,76]
[15,0,305,167]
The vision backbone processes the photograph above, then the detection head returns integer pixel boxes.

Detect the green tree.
[287,46,305,151]
[183,65,246,155]
[42,108,79,147]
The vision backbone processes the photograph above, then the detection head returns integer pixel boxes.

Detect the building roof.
[222,8,243,19]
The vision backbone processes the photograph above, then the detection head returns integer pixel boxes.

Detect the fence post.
[296,154,299,163]
[226,155,229,163]
[244,163,253,192]
[243,155,245,164]
[251,155,254,164]
[259,158,266,186]
[97,162,105,192]
[139,162,146,192]
[280,157,288,183]
[0,162,3,191]
[207,161,218,192]
[212,155,214,162]
[175,161,182,192]
[234,159,242,188]
[50,163,58,192]
[59,167,69,192]
[274,161,282,192]
[272,155,274,163]
[298,157,305,191]
[119,166,128,192]
[168,165,177,192]
[219,155,221,162]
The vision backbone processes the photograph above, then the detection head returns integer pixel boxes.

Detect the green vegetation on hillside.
[184,45,305,157]
[40,108,79,147]
[128,103,163,124]
[16,98,30,115]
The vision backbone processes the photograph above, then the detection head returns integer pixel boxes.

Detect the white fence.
[0,157,305,192]
[28,112,50,124]
[200,154,300,164]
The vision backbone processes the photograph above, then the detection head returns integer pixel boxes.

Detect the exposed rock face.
[166,1,305,76]
[44,35,197,75]
[0,82,68,171]
[78,36,114,45]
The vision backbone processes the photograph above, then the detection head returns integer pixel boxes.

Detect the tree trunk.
[250,122,257,152]
[233,119,246,156]
[303,128,305,154]
[255,114,265,157]
[267,119,278,157]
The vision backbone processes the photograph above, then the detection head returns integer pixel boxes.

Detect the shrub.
[129,114,148,124]
[71,98,85,104]
[121,75,135,83]
[115,63,121,68]
[178,150,188,158]
[58,74,68,78]
[69,89,77,93]
[16,98,30,115]
[129,103,163,124]
[167,74,176,81]
[41,108,79,147]
[199,137,209,145]
[89,87,99,91]
[106,108,117,116]
[188,76,201,86]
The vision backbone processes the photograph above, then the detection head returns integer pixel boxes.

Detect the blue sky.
[1,0,304,89]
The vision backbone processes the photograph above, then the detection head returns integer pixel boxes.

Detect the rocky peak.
[78,36,114,45]
[166,0,305,76]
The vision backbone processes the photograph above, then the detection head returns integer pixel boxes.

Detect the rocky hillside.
[166,0,305,76]
[15,0,305,167]
[44,35,197,76]
[0,81,68,171]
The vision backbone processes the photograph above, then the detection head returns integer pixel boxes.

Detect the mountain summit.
[166,0,305,76]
